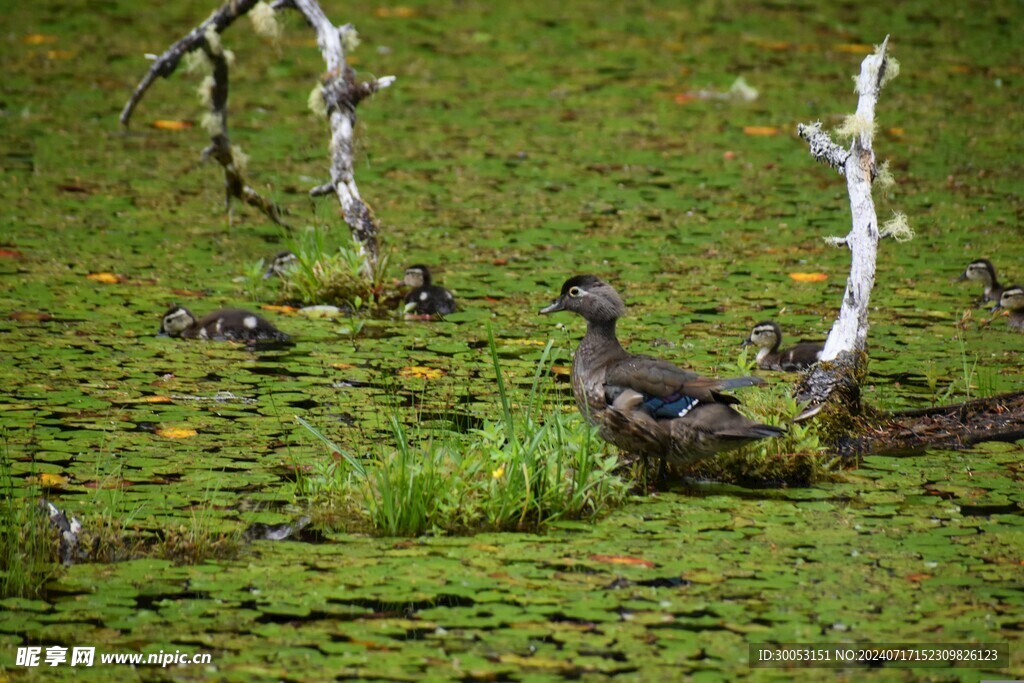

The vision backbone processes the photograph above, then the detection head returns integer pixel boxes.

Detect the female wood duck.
[957,259,1004,304]
[158,305,290,342]
[403,265,456,316]
[742,321,823,371]
[263,251,297,279]
[540,275,783,477]
[993,286,1024,331]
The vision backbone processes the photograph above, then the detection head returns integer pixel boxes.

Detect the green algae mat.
[1,0,1022,680]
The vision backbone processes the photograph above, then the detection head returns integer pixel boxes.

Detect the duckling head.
[159,305,196,337]
[994,286,1024,312]
[743,321,782,351]
[403,265,432,288]
[263,251,298,279]
[959,259,996,285]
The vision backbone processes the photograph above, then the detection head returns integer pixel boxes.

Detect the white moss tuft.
[201,111,224,136]
[728,76,758,102]
[340,26,360,53]
[197,75,215,107]
[880,56,900,88]
[231,145,249,174]
[835,113,875,140]
[823,235,849,248]
[881,212,913,242]
[203,24,223,56]
[249,1,281,42]
[184,50,212,75]
[875,159,895,191]
[307,84,327,117]
[224,49,235,67]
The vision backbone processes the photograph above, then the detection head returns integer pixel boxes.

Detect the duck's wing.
[604,355,764,418]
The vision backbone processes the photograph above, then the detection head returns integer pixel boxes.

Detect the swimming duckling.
[742,321,823,371]
[263,251,298,279]
[540,275,783,479]
[159,305,289,342]
[993,286,1024,331]
[958,259,1004,304]
[402,265,456,316]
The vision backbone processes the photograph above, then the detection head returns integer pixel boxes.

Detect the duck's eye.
[568,286,582,297]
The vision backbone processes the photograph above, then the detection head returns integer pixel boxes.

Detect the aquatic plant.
[0,446,59,599]
[295,331,629,535]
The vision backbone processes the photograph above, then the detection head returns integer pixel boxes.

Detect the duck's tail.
[717,375,766,391]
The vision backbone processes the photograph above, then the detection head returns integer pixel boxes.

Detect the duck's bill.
[539,299,565,314]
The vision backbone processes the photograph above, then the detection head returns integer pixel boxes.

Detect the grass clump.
[0,447,60,599]
[678,349,838,486]
[295,331,629,535]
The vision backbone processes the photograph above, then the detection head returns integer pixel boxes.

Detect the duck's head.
[994,286,1024,312]
[263,251,298,279]
[403,265,432,288]
[540,275,626,323]
[743,321,782,350]
[959,259,996,285]
[159,305,196,337]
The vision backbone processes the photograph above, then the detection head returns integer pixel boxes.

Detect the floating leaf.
[550,365,571,376]
[673,93,698,105]
[0,249,24,259]
[23,33,57,45]
[8,311,52,322]
[152,120,193,131]
[331,362,357,370]
[743,126,779,136]
[788,272,828,282]
[888,127,904,136]
[589,554,655,568]
[143,396,173,403]
[261,304,298,314]
[375,6,417,18]
[46,50,74,60]
[398,366,445,380]
[29,473,69,488]
[156,426,197,439]
[86,272,124,284]
[835,43,873,54]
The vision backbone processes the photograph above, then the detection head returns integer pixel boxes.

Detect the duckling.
[263,251,298,279]
[402,265,456,316]
[540,275,783,478]
[742,321,823,371]
[993,286,1024,331]
[957,259,1004,304]
[159,305,289,342]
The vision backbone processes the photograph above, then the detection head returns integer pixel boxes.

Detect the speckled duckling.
[958,259,1005,304]
[159,305,289,342]
[993,286,1024,332]
[742,321,823,371]
[263,251,298,279]
[402,265,456,316]
[540,275,783,478]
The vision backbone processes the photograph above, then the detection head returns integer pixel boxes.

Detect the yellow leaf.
[30,472,69,488]
[152,120,193,131]
[788,272,828,283]
[550,365,571,376]
[8,311,52,321]
[23,33,58,45]
[835,43,873,54]
[589,554,655,568]
[143,396,173,403]
[331,362,357,370]
[888,127,904,136]
[503,339,547,346]
[375,6,417,17]
[156,426,197,438]
[261,304,297,314]
[86,272,124,284]
[398,366,444,380]
[743,126,779,136]
[46,50,74,60]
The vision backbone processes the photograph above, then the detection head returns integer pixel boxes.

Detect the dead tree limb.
[120,0,286,227]
[120,0,395,268]
[794,36,904,422]
[279,0,395,277]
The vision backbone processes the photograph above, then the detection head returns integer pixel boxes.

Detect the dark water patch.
[958,503,1022,517]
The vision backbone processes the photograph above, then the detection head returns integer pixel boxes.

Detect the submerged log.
[843,391,1024,456]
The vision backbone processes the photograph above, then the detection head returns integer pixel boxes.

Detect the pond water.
[1,0,1021,680]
